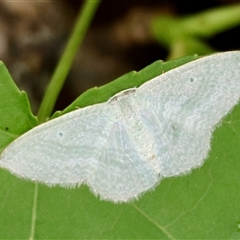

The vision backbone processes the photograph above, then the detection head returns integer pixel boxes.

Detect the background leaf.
[151,3,240,58]
[1,104,240,239]
[1,53,240,238]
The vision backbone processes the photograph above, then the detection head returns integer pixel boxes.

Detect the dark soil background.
[0,0,239,113]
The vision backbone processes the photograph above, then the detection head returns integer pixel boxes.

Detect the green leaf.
[0,61,38,152]
[1,105,240,238]
[0,54,240,238]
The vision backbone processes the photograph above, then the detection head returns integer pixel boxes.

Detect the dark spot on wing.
[189,77,195,83]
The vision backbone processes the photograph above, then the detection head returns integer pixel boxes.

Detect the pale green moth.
[1,51,240,202]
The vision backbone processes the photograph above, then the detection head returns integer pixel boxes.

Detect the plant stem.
[37,0,100,123]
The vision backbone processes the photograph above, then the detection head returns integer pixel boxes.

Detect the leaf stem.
[37,0,100,123]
